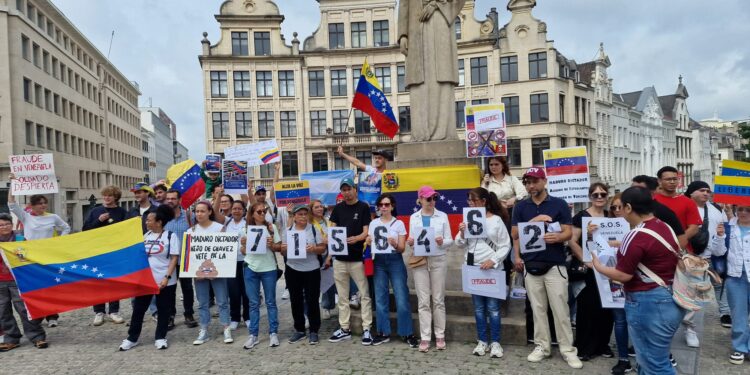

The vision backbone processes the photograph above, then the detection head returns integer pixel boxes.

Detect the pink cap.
[418,186,439,198]
[522,167,546,180]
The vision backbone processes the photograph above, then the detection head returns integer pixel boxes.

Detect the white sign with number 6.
[371,223,393,254]
[286,230,308,259]
[327,227,348,256]
[463,207,487,239]
[245,225,269,254]
[413,227,441,256]
[518,222,546,254]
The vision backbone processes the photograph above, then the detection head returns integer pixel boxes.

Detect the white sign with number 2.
[518,222,546,254]
[463,207,487,239]
[327,227,348,256]
[413,227,440,256]
[286,230,308,259]
[245,225,269,254]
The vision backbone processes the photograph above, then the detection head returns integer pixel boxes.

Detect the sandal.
[34,340,49,349]
[0,342,20,352]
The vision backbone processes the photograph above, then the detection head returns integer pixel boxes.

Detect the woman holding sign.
[455,187,511,358]
[408,186,454,352]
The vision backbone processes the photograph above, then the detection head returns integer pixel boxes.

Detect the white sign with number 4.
[286,230,308,259]
[518,222,546,254]
[463,207,487,239]
[245,225,269,254]
[327,227,348,256]
[413,227,441,256]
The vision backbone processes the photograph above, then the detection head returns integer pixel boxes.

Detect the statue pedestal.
[392,139,479,169]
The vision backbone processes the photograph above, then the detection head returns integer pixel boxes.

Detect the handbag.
[566,255,588,282]
[408,255,427,268]
[688,206,710,254]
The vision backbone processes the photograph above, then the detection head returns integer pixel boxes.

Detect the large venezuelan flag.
[721,159,750,177]
[0,218,158,319]
[166,160,206,209]
[713,175,750,206]
[352,60,399,139]
[382,165,481,237]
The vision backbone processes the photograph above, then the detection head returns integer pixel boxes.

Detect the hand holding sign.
[327,227,348,256]
[371,224,392,254]
[518,222,546,254]
[245,225,269,254]
[286,230,308,260]
[463,207,487,239]
[413,227,440,256]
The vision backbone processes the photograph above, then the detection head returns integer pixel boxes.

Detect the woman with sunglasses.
[568,182,614,361]
[225,200,249,331]
[407,186,454,352]
[242,202,282,350]
[455,187,511,358]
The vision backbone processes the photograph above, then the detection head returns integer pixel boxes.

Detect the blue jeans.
[321,284,336,310]
[243,268,278,336]
[625,287,685,375]
[373,253,413,337]
[194,278,229,328]
[472,294,501,343]
[612,308,629,360]
[726,271,750,353]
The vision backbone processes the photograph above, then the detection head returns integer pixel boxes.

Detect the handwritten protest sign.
[543,147,590,203]
[9,154,58,195]
[465,104,507,158]
[222,160,248,194]
[413,227,441,256]
[274,181,310,206]
[223,140,280,167]
[462,265,507,300]
[180,233,239,278]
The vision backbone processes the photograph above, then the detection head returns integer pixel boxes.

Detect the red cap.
[418,186,439,198]
[522,167,546,180]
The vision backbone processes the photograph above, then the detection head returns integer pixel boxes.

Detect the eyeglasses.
[423,196,437,202]
[0,223,12,227]
[737,207,750,213]
[467,198,482,204]
[377,203,392,207]
[254,210,266,215]
[610,205,622,211]
[591,193,607,199]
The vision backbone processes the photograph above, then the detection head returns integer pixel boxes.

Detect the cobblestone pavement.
[0,281,742,375]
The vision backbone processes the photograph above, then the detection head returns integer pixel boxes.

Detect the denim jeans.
[194,278,229,328]
[625,287,685,375]
[725,270,750,353]
[243,268,278,336]
[472,294,501,343]
[374,253,413,337]
[321,284,336,310]
[714,279,730,316]
[612,308,629,360]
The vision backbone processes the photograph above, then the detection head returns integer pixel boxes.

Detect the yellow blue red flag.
[352,59,399,138]
[713,175,750,206]
[166,160,205,209]
[721,159,750,177]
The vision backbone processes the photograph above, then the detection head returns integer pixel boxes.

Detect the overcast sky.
[53,0,750,159]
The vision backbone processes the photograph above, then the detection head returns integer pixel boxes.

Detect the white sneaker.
[119,339,138,351]
[245,320,251,328]
[154,339,168,350]
[223,327,234,343]
[93,313,105,326]
[243,335,258,349]
[109,313,125,324]
[685,328,700,348]
[269,333,280,347]
[564,353,583,369]
[193,329,209,345]
[47,319,58,327]
[472,341,487,356]
[349,294,361,309]
[281,289,289,300]
[527,345,549,362]
[322,309,331,320]
[490,342,503,358]
[229,321,239,330]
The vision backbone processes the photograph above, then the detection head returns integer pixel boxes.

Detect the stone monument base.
[391,139,480,169]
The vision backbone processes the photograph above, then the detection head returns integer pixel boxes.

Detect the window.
[63,134,69,153]
[312,153,329,172]
[212,112,229,139]
[258,111,274,137]
[256,71,273,97]
[32,43,40,67]
[352,66,361,92]
[559,94,565,122]
[373,20,389,46]
[332,109,348,134]
[354,110,371,134]
[236,112,251,138]
[210,71,227,98]
[281,151,298,177]
[334,155,347,170]
[44,89,51,111]
[25,121,34,145]
[355,152,372,170]
[231,32,249,56]
[278,70,295,97]
[328,23,344,49]
[26,3,35,23]
[454,17,462,40]
[16,0,23,12]
[46,128,53,151]
[23,78,31,102]
[142,140,149,152]
[47,21,53,38]
[399,106,411,132]
[455,101,466,128]
[55,131,62,152]
[472,99,489,105]
[34,83,42,107]
[233,71,250,97]
[280,111,296,137]
[254,32,270,56]
[502,96,520,125]
[143,157,150,172]
[532,138,550,166]
[351,22,366,48]
[500,55,518,82]
[529,52,547,79]
[470,57,488,85]
[330,69,347,96]
[310,111,326,136]
[397,65,406,92]
[530,93,549,123]
[21,34,29,60]
[375,66,391,93]
[308,70,325,97]
[36,124,43,147]
[458,59,465,87]
[507,139,521,166]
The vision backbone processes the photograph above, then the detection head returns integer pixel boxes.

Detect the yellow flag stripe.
[381,165,481,192]
[543,146,587,160]
[722,159,750,172]
[361,60,382,91]
[166,159,199,188]
[715,175,750,188]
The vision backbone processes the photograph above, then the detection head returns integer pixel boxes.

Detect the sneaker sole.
[243,344,258,350]
[721,324,732,328]
[224,339,234,344]
[491,352,503,358]
[473,351,485,356]
[372,339,390,346]
[289,337,307,344]
[309,341,319,345]
[729,357,744,365]
[328,336,352,343]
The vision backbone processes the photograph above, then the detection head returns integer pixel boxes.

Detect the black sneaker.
[309,332,319,345]
[328,328,352,343]
[372,334,390,346]
[361,329,373,346]
[611,359,632,375]
[288,331,306,344]
[627,346,636,357]
[601,346,614,358]
[167,317,175,331]
[669,353,677,367]
[721,315,732,328]
[184,315,198,328]
[402,335,419,348]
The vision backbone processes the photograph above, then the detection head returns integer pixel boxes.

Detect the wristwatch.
[165,275,171,280]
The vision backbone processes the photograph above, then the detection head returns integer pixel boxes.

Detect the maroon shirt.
[616,218,679,292]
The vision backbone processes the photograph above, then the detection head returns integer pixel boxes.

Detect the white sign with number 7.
[245,225,269,254]
[413,227,441,256]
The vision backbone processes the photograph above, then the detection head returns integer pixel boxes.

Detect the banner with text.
[9,153,58,195]
[223,140,280,167]
[543,146,590,203]
[465,103,507,158]
[274,180,310,206]
[222,160,248,194]
[180,233,239,278]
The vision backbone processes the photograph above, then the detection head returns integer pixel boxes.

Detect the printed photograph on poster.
[358,171,382,207]
[180,233,239,278]
[9,153,59,195]
[205,154,222,173]
[591,249,625,308]
[461,265,507,300]
[543,146,590,203]
[222,160,248,195]
[465,104,507,158]
[581,217,629,262]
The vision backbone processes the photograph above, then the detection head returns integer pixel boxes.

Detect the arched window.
[454,17,462,40]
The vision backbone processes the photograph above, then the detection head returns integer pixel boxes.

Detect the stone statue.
[398,0,467,142]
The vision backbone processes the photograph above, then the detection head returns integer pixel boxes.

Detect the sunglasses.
[423,196,437,202]
[591,193,607,199]
[609,205,622,211]
[254,210,267,215]
[377,202,392,207]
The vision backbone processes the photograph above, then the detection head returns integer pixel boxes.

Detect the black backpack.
[689,206,709,254]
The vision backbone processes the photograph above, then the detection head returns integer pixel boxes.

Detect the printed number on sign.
[413,227,438,256]
[286,230,307,260]
[417,230,431,253]
[518,222,546,254]
[327,227,348,256]
[463,207,487,239]
[245,226,268,254]
[373,226,389,253]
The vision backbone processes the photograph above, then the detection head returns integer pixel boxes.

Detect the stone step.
[383,290,478,316]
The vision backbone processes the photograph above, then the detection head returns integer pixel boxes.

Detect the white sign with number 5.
[413,227,441,256]
[463,207,487,239]
[327,227,348,256]
[245,225,269,254]
[518,222,546,254]
[286,230,308,259]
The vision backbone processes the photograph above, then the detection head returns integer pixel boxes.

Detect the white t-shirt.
[144,230,181,286]
[224,218,247,261]
[139,205,152,215]
[367,217,407,254]
[186,221,225,235]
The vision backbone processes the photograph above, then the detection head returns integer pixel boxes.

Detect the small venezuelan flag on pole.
[352,59,399,139]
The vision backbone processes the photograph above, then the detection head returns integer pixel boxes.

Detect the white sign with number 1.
[245,225,269,254]
[463,207,487,239]
[518,222,546,254]
[286,230,308,259]
[327,227,348,256]
[413,227,440,256]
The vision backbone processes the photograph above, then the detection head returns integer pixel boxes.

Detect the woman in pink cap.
[407,185,454,352]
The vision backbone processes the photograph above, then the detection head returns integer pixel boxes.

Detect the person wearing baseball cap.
[128,182,157,234]
[511,167,581,369]
[337,145,391,174]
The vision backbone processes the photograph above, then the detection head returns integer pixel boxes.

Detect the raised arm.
[337,145,367,171]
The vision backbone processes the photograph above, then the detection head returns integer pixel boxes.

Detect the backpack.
[688,206,709,254]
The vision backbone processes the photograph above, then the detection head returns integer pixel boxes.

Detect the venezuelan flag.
[713,176,750,206]
[166,160,205,209]
[260,148,280,164]
[352,59,399,139]
[543,147,589,176]
[721,159,750,177]
[382,165,480,237]
[0,218,158,319]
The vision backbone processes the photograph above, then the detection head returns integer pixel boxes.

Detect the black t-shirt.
[329,200,371,262]
[653,201,685,236]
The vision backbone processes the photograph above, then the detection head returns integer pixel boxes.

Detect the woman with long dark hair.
[481,156,526,209]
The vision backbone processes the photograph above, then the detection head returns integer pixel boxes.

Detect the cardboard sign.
[223,140,280,167]
[518,222,546,254]
[543,146,590,203]
[465,104,507,158]
[9,153,58,195]
[370,222,394,254]
[222,160,248,194]
[327,227,348,256]
[581,217,629,262]
[592,249,625,308]
[413,227,441,256]
[462,265,507,300]
[274,181,310,206]
[245,225,269,254]
[463,207,487,239]
[285,230,308,260]
[180,233,239,278]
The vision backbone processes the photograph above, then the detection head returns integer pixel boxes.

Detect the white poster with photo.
[9,153,59,195]
[223,139,281,167]
[592,249,626,308]
[518,222,546,254]
[581,217,629,262]
[461,265,507,300]
[180,233,239,278]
